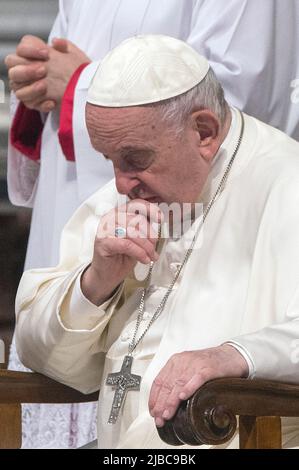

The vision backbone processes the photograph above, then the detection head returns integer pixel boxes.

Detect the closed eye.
[103,149,155,172]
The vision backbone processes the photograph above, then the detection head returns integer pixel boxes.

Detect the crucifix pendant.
[106,355,141,424]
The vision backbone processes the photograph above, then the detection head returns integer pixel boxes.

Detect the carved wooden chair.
[1,371,299,449]
[158,378,299,449]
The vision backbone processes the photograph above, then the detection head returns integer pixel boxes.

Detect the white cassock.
[15,109,299,449]
[7,0,299,271]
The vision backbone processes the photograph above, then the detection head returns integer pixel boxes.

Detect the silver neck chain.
[128,110,245,356]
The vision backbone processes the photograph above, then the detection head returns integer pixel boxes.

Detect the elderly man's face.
[86,104,215,204]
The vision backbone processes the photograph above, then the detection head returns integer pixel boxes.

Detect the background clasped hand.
[5,35,90,113]
[149,344,249,427]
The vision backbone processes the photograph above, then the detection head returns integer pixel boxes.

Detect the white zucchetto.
[87,35,210,107]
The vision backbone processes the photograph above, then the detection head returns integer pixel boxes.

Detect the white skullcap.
[87,35,210,107]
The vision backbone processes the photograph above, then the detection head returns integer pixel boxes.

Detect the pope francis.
[15,35,299,449]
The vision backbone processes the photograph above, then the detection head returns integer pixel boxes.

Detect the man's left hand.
[148,344,249,427]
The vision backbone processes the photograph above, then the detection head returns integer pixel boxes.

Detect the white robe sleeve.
[188,0,266,111]
[230,175,299,383]
[7,96,41,207]
[15,182,123,393]
[231,295,299,383]
[187,0,298,138]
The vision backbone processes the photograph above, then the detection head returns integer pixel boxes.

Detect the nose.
[114,168,140,195]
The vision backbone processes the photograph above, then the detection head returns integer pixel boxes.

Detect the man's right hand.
[81,200,163,306]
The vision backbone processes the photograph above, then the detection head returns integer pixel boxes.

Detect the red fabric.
[58,62,90,162]
[10,103,43,161]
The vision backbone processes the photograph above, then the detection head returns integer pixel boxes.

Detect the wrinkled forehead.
[86,102,158,124]
[85,102,166,152]
[85,102,164,139]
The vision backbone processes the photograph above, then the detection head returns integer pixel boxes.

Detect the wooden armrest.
[158,378,299,447]
[0,370,99,448]
[0,369,98,404]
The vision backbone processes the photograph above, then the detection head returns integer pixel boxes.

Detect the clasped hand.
[5,35,90,112]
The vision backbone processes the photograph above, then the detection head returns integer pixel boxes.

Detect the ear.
[191,109,221,161]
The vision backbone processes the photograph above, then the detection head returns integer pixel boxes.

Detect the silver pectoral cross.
[106,355,141,424]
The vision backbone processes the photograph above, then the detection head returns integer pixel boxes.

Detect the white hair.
[150,67,228,134]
